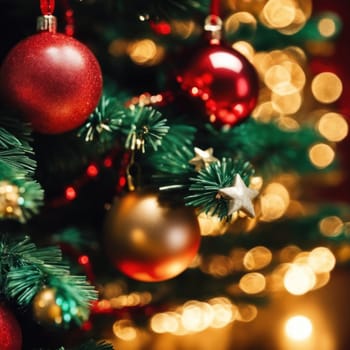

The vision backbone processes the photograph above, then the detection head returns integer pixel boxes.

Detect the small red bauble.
[177,43,259,127]
[104,192,201,282]
[0,304,22,350]
[0,32,103,134]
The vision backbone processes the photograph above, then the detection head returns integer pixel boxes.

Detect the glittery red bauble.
[104,192,201,282]
[0,32,102,134]
[0,304,22,350]
[177,43,259,127]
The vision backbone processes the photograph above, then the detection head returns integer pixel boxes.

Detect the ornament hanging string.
[210,0,220,19]
[40,0,55,15]
[205,0,223,42]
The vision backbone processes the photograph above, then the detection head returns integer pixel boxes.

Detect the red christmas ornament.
[0,304,22,350]
[177,42,259,127]
[104,192,201,282]
[0,31,102,134]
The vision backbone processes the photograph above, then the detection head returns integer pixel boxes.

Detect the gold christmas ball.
[104,191,201,282]
[32,288,62,326]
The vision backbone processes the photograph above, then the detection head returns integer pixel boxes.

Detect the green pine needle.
[122,105,169,152]
[148,123,196,168]
[78,95,124,142]
[205,119,326,176]
[0,236,97,326]
[186,158,255,219]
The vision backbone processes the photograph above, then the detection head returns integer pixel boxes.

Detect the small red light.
[78,255,90,265]
[104,157,113,168]
[81,320,93,331]
[150,20,171,35]
[86,164,99,177]
[65,186,76,201]
[118,176,126,188]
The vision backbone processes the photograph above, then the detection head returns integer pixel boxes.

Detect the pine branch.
[0,236,97,326]
[78,95,124,143]
[79,97,169,152]
[149,125,195,175]
[204,119,327,177]
[186,158,255,219]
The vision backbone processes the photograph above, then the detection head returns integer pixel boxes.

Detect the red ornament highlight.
[0,31,103,134]
[0,304,22,350]
[177,43,259,127]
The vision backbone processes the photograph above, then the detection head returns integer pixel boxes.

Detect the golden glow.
[252,101,280,122]
[230,0,268,16]
[181,301,213,332]
[113,319,137,341]
[225,12,257,37]
[236,304,258,322]
[277,116,300,131]
[249,176,264,191]
[308,247,336,273]
[261,0,311,35]
[318,18,336,37]
[239,272,266,294]
[263,0,296,29]
[280,245,301,262]
[264,61,305,95]
[151,312,179,334]
[272,91,302,114]
[318,112,348,142]
[260,182,290,222]
[127,39,164,66]
[285,315,313,341]
[232,41,255,62]
[151,298,237,335]
[243,246,272,270]
[311,72,343,103]
[284,263,316,295]
[170,20,196,39]
[323,211,342,233]
[108,39,128,57]
[313,271,331,290]
[309,143,335,168]
[197,212,229,236]
[205,255,233,277]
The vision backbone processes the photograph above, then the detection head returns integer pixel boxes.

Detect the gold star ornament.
[189,147,219,171]
[218,174,259,217]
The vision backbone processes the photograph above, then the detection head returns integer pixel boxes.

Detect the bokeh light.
[311,72,343,103]
[284,263,316,295]
[285,315,313,341]
[309,143,335,168]
[318,112,348,142]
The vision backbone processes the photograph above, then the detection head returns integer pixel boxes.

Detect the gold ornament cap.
[36,15,57,33]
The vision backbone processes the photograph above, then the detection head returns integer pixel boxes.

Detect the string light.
[311,72,343,103]
[309,143,335,168]
[65,186,77,201]
[285,315,313,341]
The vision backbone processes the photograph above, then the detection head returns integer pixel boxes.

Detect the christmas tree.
[0,0,349,349]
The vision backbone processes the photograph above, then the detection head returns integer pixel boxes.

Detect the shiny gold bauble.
[104,192,201,282]
[32,288,62,326]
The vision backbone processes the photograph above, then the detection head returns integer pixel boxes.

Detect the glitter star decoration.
[189,147,219,171]
[218,174,259,217]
